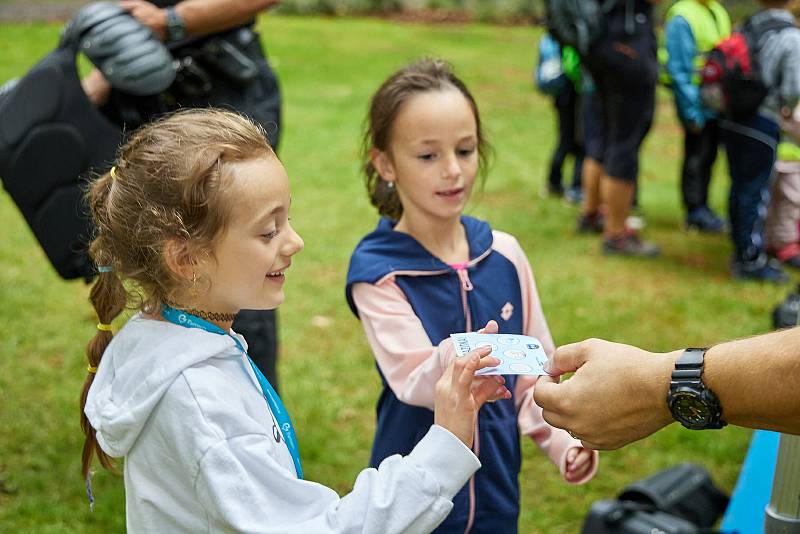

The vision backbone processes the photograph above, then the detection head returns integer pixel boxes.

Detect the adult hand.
[120,0,167,40]
[434,346,510,448]
[81,68,112,106]
[533,338,677,450]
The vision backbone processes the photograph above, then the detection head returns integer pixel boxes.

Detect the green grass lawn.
[0,14,784,533]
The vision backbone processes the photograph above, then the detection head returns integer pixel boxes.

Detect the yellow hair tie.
[109,166,117,180]
[96,323,114,332]
[87,365,98,374]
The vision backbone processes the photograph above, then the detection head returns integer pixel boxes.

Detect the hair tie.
[96,323,114,332]
[109,166,117,180]
[87,365,98,374]
[97,265,113,273]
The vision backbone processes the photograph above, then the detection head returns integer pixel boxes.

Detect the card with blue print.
[449,333,551,376]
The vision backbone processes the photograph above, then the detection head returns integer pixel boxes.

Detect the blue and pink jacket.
[345,216,597,534]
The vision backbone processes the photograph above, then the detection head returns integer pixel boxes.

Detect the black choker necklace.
[166,301,238,322]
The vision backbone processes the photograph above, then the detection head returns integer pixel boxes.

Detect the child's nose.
[443,154,461,179]
[284,224,304,256]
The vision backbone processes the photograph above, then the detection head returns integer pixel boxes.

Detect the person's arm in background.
[82,0,279,103]
[119,0,280,40]
[665,16,705,130]
[781,104,800,145]
[533,328,800,450]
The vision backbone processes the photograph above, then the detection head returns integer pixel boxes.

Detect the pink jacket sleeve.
[351,279,453,411]
[493,231,599,485]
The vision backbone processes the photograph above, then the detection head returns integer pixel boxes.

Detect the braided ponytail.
[79,171,127,480]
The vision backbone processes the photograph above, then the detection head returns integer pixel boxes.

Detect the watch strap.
[669,347,727,430]
[165,6,187,42]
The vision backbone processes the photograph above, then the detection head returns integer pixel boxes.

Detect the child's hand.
[434,346,511,448]
[564,446,594,483]
[476,320,498,335]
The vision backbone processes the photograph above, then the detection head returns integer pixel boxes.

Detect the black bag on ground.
[583,500,701,533]
[618,463,729,528]
[583,463,729,533]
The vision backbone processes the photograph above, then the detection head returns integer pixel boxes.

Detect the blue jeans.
[722,114,780,262]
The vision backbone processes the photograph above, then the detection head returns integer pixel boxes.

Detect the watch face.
[670,391,712,427]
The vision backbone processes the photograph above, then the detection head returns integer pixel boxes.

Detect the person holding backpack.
[714,0,800,282]
[664,0,730,233]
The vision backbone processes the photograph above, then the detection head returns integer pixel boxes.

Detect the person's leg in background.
[577,86,605,233]
[547,82,577,196]
[723,115,787,283]
[765,164,800,268]
[684,119,725,232]
[597,69,660,257]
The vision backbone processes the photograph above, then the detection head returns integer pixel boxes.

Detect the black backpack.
[544,0,624,56]
[700,15,795,121]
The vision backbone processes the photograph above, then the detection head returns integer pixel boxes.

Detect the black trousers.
[548,81,584,191]
[681,120,720,212]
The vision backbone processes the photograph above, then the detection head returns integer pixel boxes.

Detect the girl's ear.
[163,239,198,281]
[370,148,396,183]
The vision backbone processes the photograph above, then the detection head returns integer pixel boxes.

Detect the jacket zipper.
[452,263,476,534]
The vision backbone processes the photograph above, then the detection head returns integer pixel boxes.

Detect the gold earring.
[191,271,197,285]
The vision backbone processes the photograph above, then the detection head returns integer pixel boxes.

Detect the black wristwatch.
[165,7,187,42]
[667,348,727,430]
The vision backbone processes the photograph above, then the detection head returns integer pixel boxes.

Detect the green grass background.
[0,14,784,533]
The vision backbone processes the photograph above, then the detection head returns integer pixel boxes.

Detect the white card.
[450,333,550,376]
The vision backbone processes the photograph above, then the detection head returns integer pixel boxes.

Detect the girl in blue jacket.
[346,59,598,534]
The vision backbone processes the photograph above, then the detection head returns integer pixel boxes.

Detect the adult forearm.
[176,0,279,37]
[705,327,800,434]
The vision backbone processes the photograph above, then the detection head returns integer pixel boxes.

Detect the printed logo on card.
[500,302,514,321]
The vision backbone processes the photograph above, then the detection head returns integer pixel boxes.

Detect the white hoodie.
[84,314,481,533]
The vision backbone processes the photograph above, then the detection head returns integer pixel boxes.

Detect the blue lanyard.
[161,305,303,479]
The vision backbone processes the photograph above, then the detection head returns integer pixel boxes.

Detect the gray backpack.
[545,0,625,56]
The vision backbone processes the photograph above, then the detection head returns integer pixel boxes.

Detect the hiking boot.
[731,256,790,284]
[768,243,800,269]
[686,206,726,233]
[577,212,604,233]
[602,230,661,258]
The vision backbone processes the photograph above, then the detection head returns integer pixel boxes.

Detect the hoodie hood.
[345,216,493,314]
[84,314,243,458]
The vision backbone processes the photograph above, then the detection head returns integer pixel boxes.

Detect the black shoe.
[602,231,661,258]
[732,256,790,284]
[686,206,726,233]
[577,212,604,234]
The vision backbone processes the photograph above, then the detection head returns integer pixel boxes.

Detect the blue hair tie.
[97,265,113,273]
